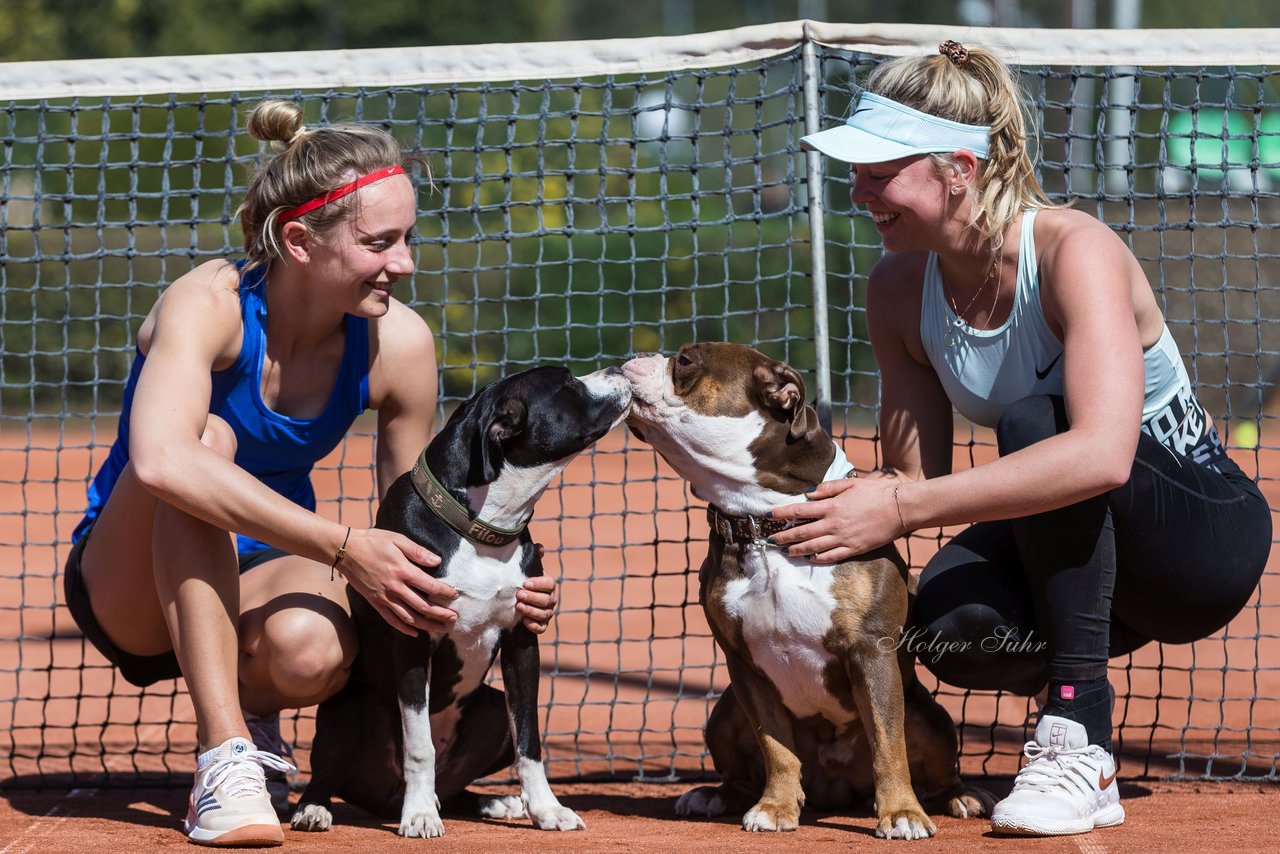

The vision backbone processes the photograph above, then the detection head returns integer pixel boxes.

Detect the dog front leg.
[499,626,585,831]
[396,640,443,838]
[722,653,804,832]
[846,648,936,840]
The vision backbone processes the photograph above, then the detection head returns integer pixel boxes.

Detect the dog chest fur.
[440,541,525,641]
[720,550,856,725]
[435,545,524,691]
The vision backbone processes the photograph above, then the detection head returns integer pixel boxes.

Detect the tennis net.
[1,21,1276,786]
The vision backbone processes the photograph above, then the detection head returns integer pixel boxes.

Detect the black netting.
[1,41,1276,789]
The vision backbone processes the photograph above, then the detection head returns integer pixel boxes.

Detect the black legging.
[911,395,1271,698]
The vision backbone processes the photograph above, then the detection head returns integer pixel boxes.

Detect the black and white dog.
[292,366,631,838]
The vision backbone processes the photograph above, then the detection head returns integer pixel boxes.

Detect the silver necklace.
[943,263,1000,348]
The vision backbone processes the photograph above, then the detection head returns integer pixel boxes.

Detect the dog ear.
[474,396,528,483]
[787,401,823,443]
[754,362,818,442]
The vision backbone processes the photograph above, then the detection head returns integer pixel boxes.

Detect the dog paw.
[290,803,332,832]
[946,785,996,819]
[674,785,726,818]
[875,807,936,840]
[478,795,527,820]
[399,811,446,838]
[742,798,799,832]
[528,803,586,831]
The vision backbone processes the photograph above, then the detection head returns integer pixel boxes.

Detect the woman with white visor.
[767,40,1270,837]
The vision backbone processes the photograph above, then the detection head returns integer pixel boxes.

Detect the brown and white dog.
[622,342,991,839]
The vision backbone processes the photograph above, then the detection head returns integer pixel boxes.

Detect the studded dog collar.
[706,505,807,545]
[409,448,527,547]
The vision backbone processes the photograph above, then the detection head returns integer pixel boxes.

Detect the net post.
[801,26,833,433]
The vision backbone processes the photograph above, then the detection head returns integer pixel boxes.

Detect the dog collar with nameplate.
[706,441,856,547]
[409,449,527,547]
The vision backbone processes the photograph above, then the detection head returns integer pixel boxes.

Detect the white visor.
[799,92,991,163]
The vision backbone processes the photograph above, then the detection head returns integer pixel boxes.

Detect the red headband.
[278,165,406,223]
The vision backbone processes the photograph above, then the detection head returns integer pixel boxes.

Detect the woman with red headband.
[61,100,559,846]
[768,42,1269,837]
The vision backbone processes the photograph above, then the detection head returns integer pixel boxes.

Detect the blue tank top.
[73,262,372,555]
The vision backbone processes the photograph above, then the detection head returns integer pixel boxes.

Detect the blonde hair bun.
[245,100,304,151]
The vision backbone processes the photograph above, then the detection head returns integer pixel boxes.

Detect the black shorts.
[62,522,291,688]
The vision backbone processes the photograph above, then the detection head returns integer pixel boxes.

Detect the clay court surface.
[1,779,1276,853]
[2,422,1278,851]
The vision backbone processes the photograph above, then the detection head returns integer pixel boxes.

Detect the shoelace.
[1012,742,1104,796]
[202,748,296,800]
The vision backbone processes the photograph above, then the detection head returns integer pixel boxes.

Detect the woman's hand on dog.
[517,569,559,635]
[767,476,905,564]
[340,528,458,636]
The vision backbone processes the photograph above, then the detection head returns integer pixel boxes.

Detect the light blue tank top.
[919,209,1224,466]
[73,262,372,555]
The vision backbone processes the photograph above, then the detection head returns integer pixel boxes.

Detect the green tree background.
[1,0,1274,59]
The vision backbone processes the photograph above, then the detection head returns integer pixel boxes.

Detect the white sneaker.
[991,714,1125,836]
[183,736,296,846]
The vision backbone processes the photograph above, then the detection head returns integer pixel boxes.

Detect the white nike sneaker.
[183,736,296,846]
[990,714,1125,836]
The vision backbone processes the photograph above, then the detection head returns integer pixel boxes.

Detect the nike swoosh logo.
[1098,769,1117,789]
[1035,352,1063,380]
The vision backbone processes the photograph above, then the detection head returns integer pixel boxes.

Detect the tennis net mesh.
[1,22,1276,786]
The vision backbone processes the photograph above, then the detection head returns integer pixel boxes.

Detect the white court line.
[0,789,94,854]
